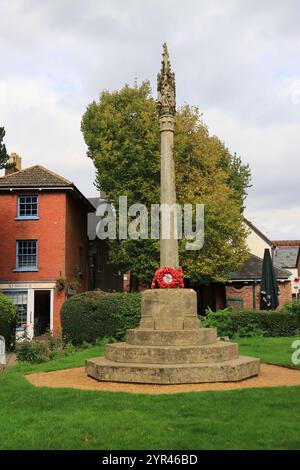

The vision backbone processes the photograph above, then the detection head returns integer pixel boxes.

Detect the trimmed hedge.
[61,291,141,344]
[0,293,17,351]
[281,299,300,316]
[202,308,300,337]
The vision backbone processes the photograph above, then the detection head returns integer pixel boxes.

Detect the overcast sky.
[0,0,299,239]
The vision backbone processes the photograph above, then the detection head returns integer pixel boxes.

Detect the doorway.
[34,290,51,337]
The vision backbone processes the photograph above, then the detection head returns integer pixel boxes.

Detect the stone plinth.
[86,289,260,384]
[140,289,199,330]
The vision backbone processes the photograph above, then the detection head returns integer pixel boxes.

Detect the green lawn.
[236,336,300,367]
[0,337,300,450]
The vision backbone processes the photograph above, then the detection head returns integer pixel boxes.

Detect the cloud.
[0,76,97,194]
[0,0,299,236]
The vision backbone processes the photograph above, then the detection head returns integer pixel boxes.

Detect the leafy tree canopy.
[0,127,9,170]
[81,82,251,286]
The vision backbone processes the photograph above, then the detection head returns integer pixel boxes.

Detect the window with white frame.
[16,240,38,271]
[18,195,38,218]
[3,291,28,329]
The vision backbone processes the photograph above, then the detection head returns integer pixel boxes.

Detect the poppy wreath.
[151,266,184,289]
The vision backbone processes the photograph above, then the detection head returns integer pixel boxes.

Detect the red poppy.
[151,266,184,289]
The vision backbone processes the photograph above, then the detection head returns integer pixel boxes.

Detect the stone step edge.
[107,341,237,351]
[126,328,216,333]
[86,355,259,369]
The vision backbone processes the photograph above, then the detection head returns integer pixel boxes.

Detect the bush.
[202,308,300,338]
[281,299,300,316]
[61,291,141,345]
[202,307,233,337]
[16,329,76,364]
[0,294,17,351]
[16,339,50,364]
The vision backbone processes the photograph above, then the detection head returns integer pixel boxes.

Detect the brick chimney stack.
[5,153,22,176]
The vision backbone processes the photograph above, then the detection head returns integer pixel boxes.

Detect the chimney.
[100,189,108,200]
[5,153,22,176]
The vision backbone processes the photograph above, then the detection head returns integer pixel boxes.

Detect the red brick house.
[0,158,94,338]
[226,254,292,311]
[195,219,293,313]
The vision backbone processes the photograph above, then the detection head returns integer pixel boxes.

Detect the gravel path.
[25,364,300,394]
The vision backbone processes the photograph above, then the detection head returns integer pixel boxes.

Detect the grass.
[236,336,300,367]
[0,337,300,450]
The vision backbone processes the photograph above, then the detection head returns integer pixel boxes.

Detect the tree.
[0,127,9,170]
[81,82,251,286]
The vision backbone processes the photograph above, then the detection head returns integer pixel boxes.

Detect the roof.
[0,165,72,187]
[228,253,291,281]
[273,246,299,269]
[0,165,95,212]
[273,240,300,247]
[244,217,274,247]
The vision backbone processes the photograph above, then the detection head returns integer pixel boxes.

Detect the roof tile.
[229,254,291,281]
[0,165,72,188]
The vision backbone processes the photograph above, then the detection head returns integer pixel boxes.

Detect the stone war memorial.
[86,44,260,384]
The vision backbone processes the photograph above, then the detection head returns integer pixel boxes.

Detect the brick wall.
[226,284,254,310]
[53,290,65,335]
[0,190,91,334]
[65,194,89,292]
[226,280,292,310]
[278,281,293,307]
[0,192,66,281]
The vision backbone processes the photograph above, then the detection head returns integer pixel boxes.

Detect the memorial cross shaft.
[157,43,179,269]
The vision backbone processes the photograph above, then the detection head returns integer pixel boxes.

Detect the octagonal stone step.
[106,341,238,364]
[86,356,260,384]
[125,328,218,346]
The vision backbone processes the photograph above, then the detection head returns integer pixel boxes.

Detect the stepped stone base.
[86,356,260,384]
[106,341,239,364]
[86,289,260,384]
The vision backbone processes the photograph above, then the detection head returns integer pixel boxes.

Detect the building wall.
[285,267,300,295]
[278,281,293,306]
[53,289,65,335]
[0,191,66,282]
[245,225,272,259]
[89,239,123,292]
[0,190,91,335]
[65,194,89,292]
[226,281,292,311]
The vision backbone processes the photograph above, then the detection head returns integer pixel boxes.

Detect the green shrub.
[0,293,17,351]
[232,324,266,338]
[281,299,300,316]
[16,339,50,364]
[232,311,300,337]
[202,307,300,337]
[61,291,141,345]
[16,329,76,364]
[202,307,233,337]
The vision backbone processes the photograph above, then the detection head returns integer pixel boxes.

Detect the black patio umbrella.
[260,248,280,310]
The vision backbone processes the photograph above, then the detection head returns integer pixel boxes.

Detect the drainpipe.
[252,279,257,310]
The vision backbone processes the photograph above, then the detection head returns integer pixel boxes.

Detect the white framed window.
[17,195,38,219]
[16,240,38,271]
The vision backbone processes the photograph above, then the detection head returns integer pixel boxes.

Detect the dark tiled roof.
[229,254,291,281]
[273,247,299,269]
[0,165,95,212]
[0,165,72,187]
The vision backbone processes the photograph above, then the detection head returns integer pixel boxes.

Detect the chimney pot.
[5,153,22,176]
